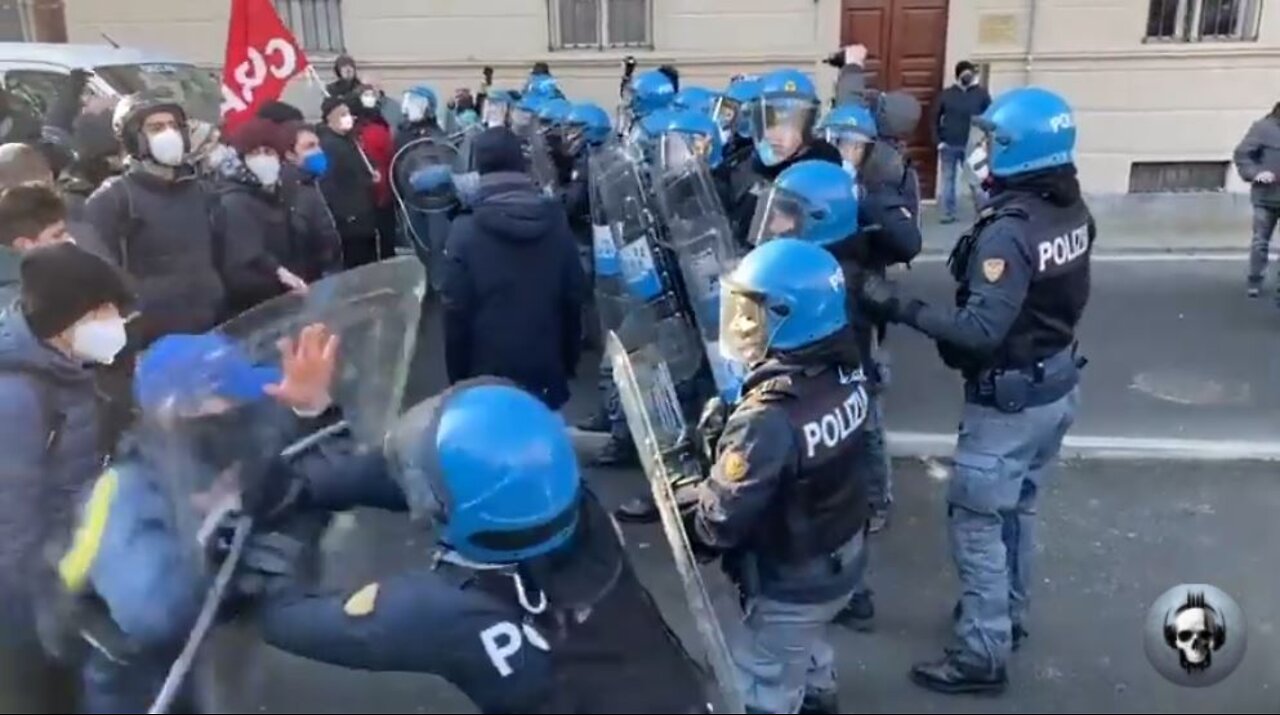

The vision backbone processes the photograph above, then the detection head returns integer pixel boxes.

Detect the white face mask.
[967,143,990,182]
[361,93,378,109]
[148,128,186,166]
[404,103,427,123]
[71,317,128,365]
[245,154,282,186]
[337,114,355,133]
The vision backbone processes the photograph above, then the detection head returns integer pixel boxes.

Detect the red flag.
[220,0,310,131]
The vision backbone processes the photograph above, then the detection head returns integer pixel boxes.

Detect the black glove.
[696,396,729,464]
[857,272,903,323]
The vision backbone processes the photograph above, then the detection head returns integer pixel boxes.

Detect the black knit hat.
[321,95,348,122]
[21,243,134,339]
[473,127,527,175]
[955,60,977,78]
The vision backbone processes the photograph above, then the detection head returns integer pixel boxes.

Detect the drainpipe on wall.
[1024,0,1039,85]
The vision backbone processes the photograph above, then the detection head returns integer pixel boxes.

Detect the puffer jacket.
[217,159,293,313]
[0,308,103,650]
[83,163,226,346]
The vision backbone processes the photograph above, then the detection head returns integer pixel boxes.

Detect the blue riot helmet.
[657,109,724,170]
[673,86,717,115]
[483,89,519,128]
[401,85,439,125]
[750,69,820,167]
[720,238,848,370]
[513,93,548,133]
[973,86,1076,178]
[627,69,677,117]
[524,72,562,100]
[749,160,859,247]
[536,97,572,134]
[388,380,581,564]
[819,103,877,175]
[564,102,612,155]
[715,75,761,143]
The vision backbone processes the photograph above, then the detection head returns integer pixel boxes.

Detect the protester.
[326,54,363,103]
[352,85,397,260]
[316,95,379,268]
[441,127,585,409]
[0,243,133,713]
[0,143,109,262]
[0,184,73,306]
[1233,101,1280,298]
[217,116,309,313]
[280,121,344,281]
[85,91,226,347]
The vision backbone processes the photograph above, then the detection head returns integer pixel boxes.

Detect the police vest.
[949,193,1093,370]
[744,365,870,561]
[444,496,708,714]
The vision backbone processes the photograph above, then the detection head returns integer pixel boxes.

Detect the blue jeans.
[1248,205,1280,282]
[948,387,1079,671]
[727,533,864,713]
[938,145,967,219]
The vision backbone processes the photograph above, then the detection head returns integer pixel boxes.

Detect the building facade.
[49,0,1280,196]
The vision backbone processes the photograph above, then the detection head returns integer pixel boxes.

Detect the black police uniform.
[884,167,1092,380]
[728,139,843,246]
[687,339,869,602]
[249,456,709,715]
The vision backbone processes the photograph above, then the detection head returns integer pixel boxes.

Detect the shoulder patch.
[982,257,1006,283]
[344,582,380,617]
[721,449,749,482]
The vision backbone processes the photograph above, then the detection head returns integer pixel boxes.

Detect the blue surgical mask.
[755,142,780,167]
[301,150,329,178]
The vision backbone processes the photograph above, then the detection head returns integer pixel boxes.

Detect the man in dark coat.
[316,95,379,268]
[441,127,585,409]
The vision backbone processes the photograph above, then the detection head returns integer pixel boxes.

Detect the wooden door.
[841,0,949,198]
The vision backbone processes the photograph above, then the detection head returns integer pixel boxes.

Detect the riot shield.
[652,158,747,402]
[514,123,560,196]
[606,332,745,715]
[590,142,702,386]
[392,137,459,290]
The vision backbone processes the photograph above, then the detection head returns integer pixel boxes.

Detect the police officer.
[227,380,710,714]
[715,75,761,174]
[673,86,717,115]
[684,238,870,714]
[621,68,678,144]
[858,87,1091,694]
[729,69,842,245]
[748,158,919,631]
[395,85,446,152]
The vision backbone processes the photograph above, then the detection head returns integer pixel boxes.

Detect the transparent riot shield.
[606,332,745,715]
[653,158,747,403]
[392,137,459,290]
[514,123,560,196]
[590,142,702,385]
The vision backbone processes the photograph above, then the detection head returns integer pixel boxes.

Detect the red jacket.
[357,117,394,207]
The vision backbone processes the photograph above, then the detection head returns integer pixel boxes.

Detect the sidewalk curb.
[888,432,1280,462]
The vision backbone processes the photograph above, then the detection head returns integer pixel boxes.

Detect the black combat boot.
[613,494,659,523]
[909,652,1007,695]
[834,589,875,632]
[798,689,839,714]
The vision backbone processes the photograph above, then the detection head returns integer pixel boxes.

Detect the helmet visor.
[823,129,872,169]
[712,96,741,133]
[719,285,770,367]
[748,185,819,246]
[659,131,712,171]
[750,97,818,161]
[482,101,508,128]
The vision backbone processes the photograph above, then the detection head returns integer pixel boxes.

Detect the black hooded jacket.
[326,55,362,102]
[441,172,585,409]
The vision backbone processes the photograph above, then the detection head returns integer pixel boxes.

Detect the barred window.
[274,0,345,53]
[549,0,651,50]
[1129,161,1229,193]
[1145,0,1263,41]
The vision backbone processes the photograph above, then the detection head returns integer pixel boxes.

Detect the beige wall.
[946,0,1280,193]
[64,0,843,117]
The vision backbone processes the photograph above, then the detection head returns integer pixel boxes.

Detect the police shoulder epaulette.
[753,375,797,402]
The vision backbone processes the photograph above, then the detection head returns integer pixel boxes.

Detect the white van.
[0,42,222,123]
